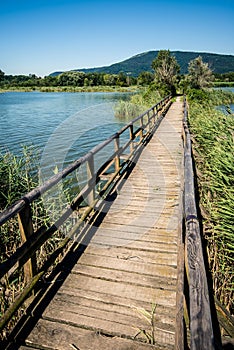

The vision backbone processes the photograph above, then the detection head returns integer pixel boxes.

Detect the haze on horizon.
[1,0,234,77]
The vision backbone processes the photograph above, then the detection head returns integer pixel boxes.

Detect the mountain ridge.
[50,50,234,77]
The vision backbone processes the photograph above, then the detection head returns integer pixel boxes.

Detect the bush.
[187,88,210,103]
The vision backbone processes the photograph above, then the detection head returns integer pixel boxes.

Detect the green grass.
[212,81,234,87]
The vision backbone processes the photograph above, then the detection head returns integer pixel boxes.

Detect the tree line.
[0,70,138,88]
[0,50,233,92]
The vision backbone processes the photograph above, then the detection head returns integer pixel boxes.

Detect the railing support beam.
[18,204,37,283]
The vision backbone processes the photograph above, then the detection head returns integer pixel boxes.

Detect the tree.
[116,72,127,87]
[137,71,154,86]
[0,70,5,81]
[187,56,214,89]
[152,50,180,95]
[103,74,118,86]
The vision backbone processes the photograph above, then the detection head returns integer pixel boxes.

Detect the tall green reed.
[188,90,234,313]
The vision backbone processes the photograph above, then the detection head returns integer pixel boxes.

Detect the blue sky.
[1,0,234,76]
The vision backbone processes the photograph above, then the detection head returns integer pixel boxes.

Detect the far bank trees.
[152,50,180,95]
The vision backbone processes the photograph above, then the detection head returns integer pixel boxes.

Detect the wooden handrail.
[183,96,215,350]
[0,94,172,334]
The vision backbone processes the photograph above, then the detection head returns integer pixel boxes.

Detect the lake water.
[214,87,234,113]
[0,91,131,176]
[0,89,233,178]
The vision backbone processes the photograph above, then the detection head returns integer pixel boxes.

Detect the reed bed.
[187,89,234,313]
[0,147,74,338]
[114,86,162,120]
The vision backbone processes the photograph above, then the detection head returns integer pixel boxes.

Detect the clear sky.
[1,0,234,77]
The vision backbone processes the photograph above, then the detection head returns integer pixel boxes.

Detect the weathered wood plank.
[86,222,177,236]
[24,318,172,350]
[42,298,175,341]
[49,291,176,326]
[84,247,178,266]
[92,227,178,242]
[55,288,176,318]
[71,264,177,287]
[90,236,177,253]
[58,274,177,307]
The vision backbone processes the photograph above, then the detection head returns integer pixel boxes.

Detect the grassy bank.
[187,89,234,313]
[0,85,139,93]
[212,81,234,87]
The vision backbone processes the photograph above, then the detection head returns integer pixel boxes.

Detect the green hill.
[50,50,234,77]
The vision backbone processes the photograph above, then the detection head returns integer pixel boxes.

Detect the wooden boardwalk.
[19,98,184,350]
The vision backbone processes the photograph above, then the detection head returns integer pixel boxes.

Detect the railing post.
[147,110,150,132]
[86,154,95,206]
[114,136,120,172]
[129,124,134,154]
[17,204,36,283]
[140,116,144,140]
[153,106,157,124]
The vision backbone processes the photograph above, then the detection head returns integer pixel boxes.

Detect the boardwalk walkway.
[19,98,184,350]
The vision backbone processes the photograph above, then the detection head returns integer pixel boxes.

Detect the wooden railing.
[182,96,215,349]
[0,95,172,337]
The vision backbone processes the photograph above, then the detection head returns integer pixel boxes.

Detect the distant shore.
[1,82,234,94]
[0,85,140,93]
[212,81,234,87]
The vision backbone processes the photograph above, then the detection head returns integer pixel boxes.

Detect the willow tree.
[188,56,214,89]
[152,50,180,96]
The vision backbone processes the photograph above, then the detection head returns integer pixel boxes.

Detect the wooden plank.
[90,236,177,253]
[103,203,180,215]
[50,291,176,326]
[85,228,178,245]
[55,287,176,318]
[25,318,172,350]
[99,215,180,230]
[88,221,178,236]
[42,298,175,341]
[58,274,177,308]
[20,347,39,350]
[71,264,177,287]
[84,246,178,266]
[78,251,177,273]
[42,310,175,346]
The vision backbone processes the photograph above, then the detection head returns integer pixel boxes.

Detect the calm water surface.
[1,89,233,175]
[215,87,234,113]
[0,91,130,173]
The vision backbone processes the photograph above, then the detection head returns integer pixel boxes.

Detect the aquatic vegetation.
[188,90,234,313]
